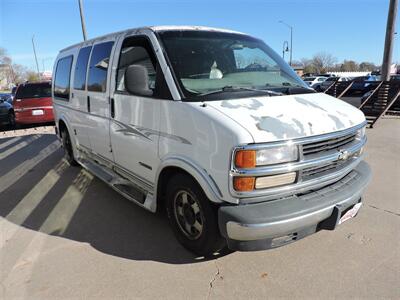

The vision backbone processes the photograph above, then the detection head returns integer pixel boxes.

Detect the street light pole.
[31,35,41,79]
[282,41,289,61]
[381,0,398,81]
[279,21,293,66]
[78,0,88,41]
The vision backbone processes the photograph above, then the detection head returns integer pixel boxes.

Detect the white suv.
[303,76,327,87]
[52,26,371,255]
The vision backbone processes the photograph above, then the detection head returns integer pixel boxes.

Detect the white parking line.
[0,140,60,194]
[0,136,22,151]
[1,169,93,297]
[0,135,41,160]
[6,160,70,227]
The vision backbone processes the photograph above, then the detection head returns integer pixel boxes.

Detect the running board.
[78,157,157,212]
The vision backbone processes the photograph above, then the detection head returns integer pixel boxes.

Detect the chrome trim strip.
[14,106,53,112]
[231,137,366,177]
[233,156,363,200]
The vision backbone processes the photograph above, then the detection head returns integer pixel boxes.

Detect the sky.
[0,0,398,72]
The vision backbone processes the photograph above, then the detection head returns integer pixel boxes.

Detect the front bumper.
[218,161,372,251]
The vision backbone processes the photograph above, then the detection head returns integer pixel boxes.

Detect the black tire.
[61,128,79,166]
[8,111,16,129]
[166,173,225,256]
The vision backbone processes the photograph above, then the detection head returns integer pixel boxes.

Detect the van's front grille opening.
[302,159,349,179]
[302,132,357,156]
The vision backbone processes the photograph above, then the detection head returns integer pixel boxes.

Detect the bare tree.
[359,62,378,72]
[340,60,359,72]
[12,64,29,83]
[310,52,337,74]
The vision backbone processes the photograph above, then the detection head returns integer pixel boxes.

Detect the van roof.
[59,25,246,53]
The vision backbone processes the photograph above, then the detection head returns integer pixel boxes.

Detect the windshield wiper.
[265,83,315,95]
[200,86,282,97]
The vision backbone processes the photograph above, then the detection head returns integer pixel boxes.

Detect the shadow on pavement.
[0,134,230,265]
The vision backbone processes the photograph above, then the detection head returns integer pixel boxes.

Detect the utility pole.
[381,0,398,81]
[78,0,88,41]
[31,35,41,80]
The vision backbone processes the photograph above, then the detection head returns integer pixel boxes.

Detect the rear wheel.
[166,174,225,256]
[61,128,78,166]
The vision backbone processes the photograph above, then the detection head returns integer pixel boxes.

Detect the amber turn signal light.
[235,150,256,168]
[233,177,255,192]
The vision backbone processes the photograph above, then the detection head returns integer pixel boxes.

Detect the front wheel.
[61,128,79,166]
[166,174,225,256]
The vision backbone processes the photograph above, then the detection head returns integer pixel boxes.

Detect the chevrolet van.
[52,26,371,255]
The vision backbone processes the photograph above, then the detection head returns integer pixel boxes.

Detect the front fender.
[155,156,238,205]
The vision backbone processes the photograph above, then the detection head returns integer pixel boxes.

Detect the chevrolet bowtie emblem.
[338,149,350,161]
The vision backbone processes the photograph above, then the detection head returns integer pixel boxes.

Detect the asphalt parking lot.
[0,117,399,299]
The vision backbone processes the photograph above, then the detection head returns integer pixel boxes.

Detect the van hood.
[206,93,365,143]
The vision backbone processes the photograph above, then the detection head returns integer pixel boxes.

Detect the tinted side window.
[87,42,114,92]
[54,56,73,100]
[73,46,92,90]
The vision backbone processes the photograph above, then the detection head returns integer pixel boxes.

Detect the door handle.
[87,96,91,112]
[110,98,115,118]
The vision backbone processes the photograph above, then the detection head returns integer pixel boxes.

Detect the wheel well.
[58,119,67,138]
[156,166,198,213]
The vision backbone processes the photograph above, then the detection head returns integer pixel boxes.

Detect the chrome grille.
[302,160,349,179]
[302,132,357,156]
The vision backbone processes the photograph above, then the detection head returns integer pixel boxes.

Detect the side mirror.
[124,64,153,96]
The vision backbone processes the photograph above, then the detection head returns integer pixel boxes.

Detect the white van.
[52,26,371,255]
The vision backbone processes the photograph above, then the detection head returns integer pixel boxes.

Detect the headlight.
[256,144,298,166]
[234,144,298,168]
[356,126,366,140]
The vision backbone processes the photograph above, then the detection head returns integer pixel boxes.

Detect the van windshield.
[158,30,307,101]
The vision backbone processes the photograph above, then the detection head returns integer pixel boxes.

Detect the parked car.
[10,86,17,101]
[349,75,379,95]
[0,93,13,105]
[53,26,371,255]
[0,94,15,128]
[317,76,351,91]
[390,74,400,81]
[13,81,54,125]
[303,76,327,87]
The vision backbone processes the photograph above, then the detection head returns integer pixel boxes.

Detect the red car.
[13,81,54,125]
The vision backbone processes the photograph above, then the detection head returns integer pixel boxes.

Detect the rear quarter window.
[15,82,51,99]
[54,56,73,100]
